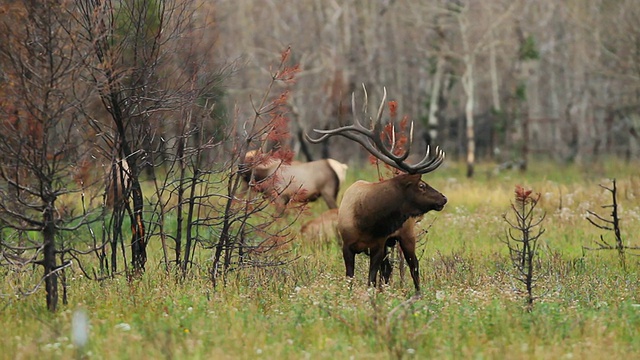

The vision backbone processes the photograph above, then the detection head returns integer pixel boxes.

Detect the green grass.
[1,159,640,359]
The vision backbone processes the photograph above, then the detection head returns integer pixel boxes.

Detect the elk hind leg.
[380,246,393,285]
[342,246,356,278]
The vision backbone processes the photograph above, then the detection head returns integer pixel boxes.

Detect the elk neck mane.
[349,175,417,236]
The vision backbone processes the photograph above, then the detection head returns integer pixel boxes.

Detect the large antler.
[306,85,445,174]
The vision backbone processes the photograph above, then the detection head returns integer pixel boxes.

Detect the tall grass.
[1,159,639,359]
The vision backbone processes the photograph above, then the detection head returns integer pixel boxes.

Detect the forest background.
[0,1,639,358]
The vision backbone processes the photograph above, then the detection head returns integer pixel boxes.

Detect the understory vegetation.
[1,159,639,359]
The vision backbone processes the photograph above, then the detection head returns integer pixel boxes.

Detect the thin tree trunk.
[489,35,501,113]
[458,8,475,178]
[489,34,501,158]
[43,203,58,312]
[175,136,186,271]
[464,63,476,178]
[428,55,445,145]
[182,168,200,276]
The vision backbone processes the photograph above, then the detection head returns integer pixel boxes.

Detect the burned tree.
[0,1,98,311]
[75,0,217,274]
[585,179,640,271]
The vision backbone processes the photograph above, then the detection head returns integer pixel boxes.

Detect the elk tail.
[326,159,348,186]
[327,159,348,200]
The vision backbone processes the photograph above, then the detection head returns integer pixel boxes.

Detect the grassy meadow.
[1,159,639,359]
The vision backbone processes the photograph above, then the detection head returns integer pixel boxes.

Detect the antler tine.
[361,83,368,117]
[305,131,332,144]
[407,146,446,173]
[407,121,414,154]
[306,87,375,144]
[366,86,417,169]
[351,91,366,130]
[374,86,387,130]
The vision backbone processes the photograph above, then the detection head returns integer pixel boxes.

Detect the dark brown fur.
[338,173,446,291]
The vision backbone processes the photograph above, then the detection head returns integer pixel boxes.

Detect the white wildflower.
[115,323,131,331]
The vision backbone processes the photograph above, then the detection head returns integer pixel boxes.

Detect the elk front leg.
[399,238,421,292]
[320,191,338,209]
[273,195,289,215]
[342,245,355,278]
[368,246,385,288]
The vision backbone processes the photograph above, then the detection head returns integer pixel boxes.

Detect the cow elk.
[307,85,447,292]
[300,208,340,241]
[239,151,348,210]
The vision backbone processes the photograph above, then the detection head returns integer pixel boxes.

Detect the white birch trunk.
[428,55,445,144]
[463,59,475,178]
[458,10,475,178]
[489,33,501,112]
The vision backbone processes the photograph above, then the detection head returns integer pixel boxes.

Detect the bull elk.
[239,151,348,210]
[306,85,447,292]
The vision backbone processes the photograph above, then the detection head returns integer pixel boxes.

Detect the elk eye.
[418,183,426,191]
